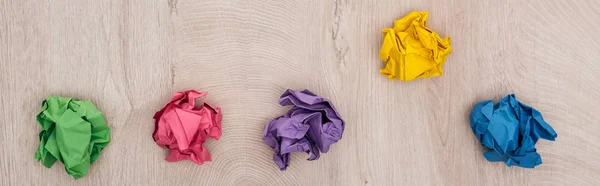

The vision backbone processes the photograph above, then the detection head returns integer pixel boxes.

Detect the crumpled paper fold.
[470,94,557,168]
[380,11,452,82]
[263,89,345,170]
[153,90,222,164]
[35,96,111,179]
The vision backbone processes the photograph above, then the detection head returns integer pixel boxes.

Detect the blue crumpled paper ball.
[470,94,557,168]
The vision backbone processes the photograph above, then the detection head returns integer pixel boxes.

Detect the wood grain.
[1,0,599,185]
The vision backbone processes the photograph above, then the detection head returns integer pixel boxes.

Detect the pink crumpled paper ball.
[153,90,222,164]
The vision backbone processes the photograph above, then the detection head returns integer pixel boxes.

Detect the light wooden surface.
[1,0,600,185]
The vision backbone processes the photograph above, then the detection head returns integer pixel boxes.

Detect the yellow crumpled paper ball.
[379,12,452,82]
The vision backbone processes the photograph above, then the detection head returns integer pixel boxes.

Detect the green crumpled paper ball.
[34,96,111,179]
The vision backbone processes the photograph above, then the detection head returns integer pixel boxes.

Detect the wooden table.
[1,0,599,185]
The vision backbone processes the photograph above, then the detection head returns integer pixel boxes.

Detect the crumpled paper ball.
[379,11,452,82]
[153,90,222,164]
[470,94,558,168]
[262,89,345,170]
[35,96,111,179]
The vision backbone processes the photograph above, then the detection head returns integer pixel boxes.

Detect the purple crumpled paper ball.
[262,89,345,170]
